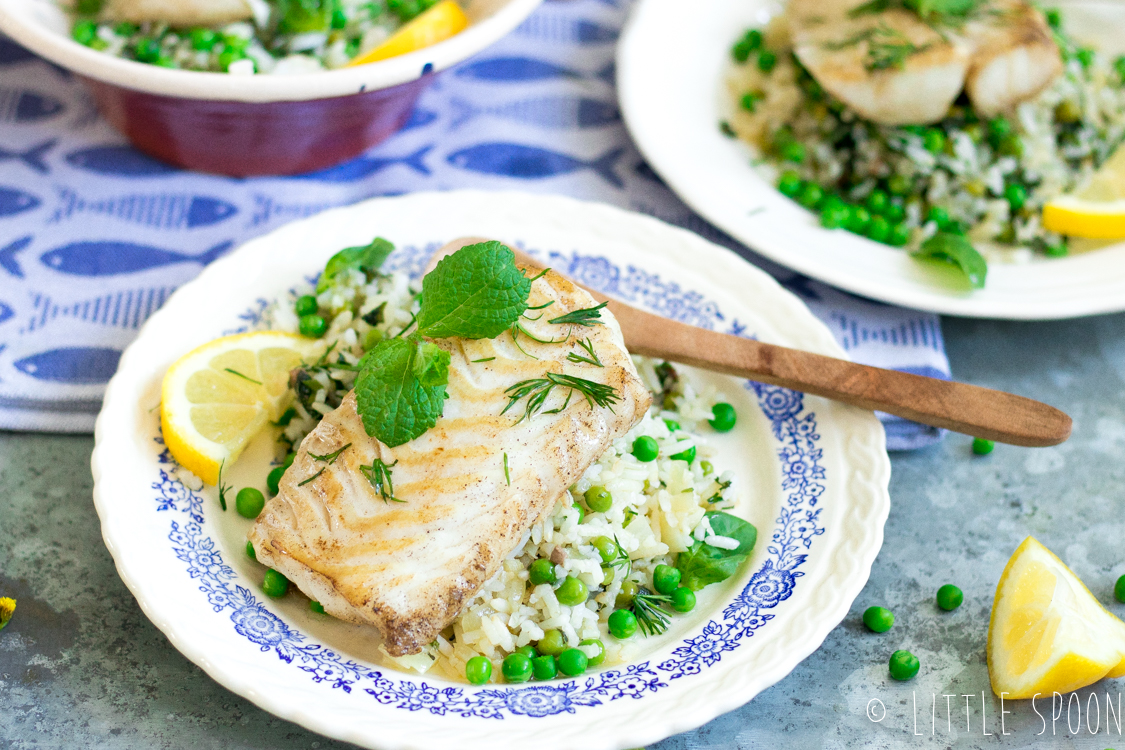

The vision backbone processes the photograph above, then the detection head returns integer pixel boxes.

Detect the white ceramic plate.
[617,0,1125,320]
[91,191,890,750]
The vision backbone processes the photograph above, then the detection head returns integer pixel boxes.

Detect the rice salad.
[64,0,456,74]
[725,6,1125,274]
[254,242,751,683]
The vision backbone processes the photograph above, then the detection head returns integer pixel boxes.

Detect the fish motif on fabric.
[400,108,438,131]
[248,194,337,228]
[515,16,618,44]
[24,286,177,332]
[50,189,238,229]
[0,300,13,326]
[13,346,122,384]
[65,145,182,177]
[0,37,37,66]
[294,145,432,182]
[446,142,625,187]
[0,186,40,218]
[454,55,613,83]
[0,139,54,173]
[449,95,619,130]
[0,235,32,277]
[39,240,232,277]
[0,89,65,124]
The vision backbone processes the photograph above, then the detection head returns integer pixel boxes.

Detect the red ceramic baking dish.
[0,0,542,176]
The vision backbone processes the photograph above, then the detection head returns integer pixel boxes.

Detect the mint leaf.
[317,237,395,293]
[416,241,532,339]
[675,512,758,591]
[910,232,987,289]
[354,338,448,447]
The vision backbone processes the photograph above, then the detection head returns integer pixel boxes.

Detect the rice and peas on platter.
[725,0,1125,287]
[62,0,465,74]
[165,239,754,686]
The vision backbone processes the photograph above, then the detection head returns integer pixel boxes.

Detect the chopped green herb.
[298,468,325,487]
[317,237,394,293]
[359,458,403,503]
[217,460,231,511]
[471,357,496,363]
[308,442,352,465]
[224,368,262,385]
[511,322,567,345]
[567,338,604,367]
[503,452,511,486]
[549,300,608,327]
[502,373,621,423]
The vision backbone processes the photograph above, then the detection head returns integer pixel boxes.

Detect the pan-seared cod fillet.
[249,268,651,656]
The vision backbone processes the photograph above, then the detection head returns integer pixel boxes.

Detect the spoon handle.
[604,299,1070,447]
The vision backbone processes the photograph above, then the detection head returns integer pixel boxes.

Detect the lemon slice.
[347,1,469,67]
[1042,145,1125,238]
[987,536,1125,698]
[160,331,323,486]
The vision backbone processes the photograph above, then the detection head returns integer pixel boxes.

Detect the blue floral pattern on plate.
[151,243,825,718]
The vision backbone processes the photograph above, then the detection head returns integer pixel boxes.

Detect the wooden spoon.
[431,238,1072,447]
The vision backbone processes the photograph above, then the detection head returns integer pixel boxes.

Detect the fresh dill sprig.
[526,300,556,311]
[823,23,930,71]
[502,372,620,423]
[359,458,403,503]
[472,357,496,363]
[605,535,631,577]
[503,452,511,486]
[706,477,733,504]
[548,301,608,327]
[298,468,324,487]
[631,587,673,636]
[512,322,567,345]
[567,338,603,367]
[308,443,352,464]
[217,459,231,511]
[224,368,262,385]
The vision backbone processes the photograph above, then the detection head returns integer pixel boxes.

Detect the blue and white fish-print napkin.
[0,0,950,448]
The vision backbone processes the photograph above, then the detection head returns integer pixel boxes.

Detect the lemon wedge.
[987,536,1125,698]
[1042,145,1125,238]
[347,0,469,67]
[160,331,323,486]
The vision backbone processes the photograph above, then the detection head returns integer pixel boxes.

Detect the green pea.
[190,28,218,51]
[988,116,1012,142]
[466,655,492,684]
[601,566,615,587]
[615,580,639,609]
[1045,8,1062,29]
[711,402,738,431]
[936,584,963,611]
[532,654,558,680]
[331,7,348,28]
[245,540,256,561]
[555,576,588,606]
[1115,575,1125,604]
[888,650,920,681]
[608,609,638,639]
[926,206,950,228]
[670,445,696,464]
[887,174,911,196]
[653,564,681,595]
[778,170,803,198]
[663,418,681,433]
[779,140,805,164]
[847,206,871,235]
[295,294,318,317]
[797,182,824,209]
[862,606,894,632]
[671,586,696,613]
[998,134,1023,158]
[579,638,606,667]
[922,128,945,155]
[584,486,612,513]
[757,49,777,73]
[1115,55,1125,83]
[309,600,325,614]
[262,568,289,598]
[867,215,891,244]
[268,465,286,496]
[632,436,658,462]
[820,202,850,230]
[537,629,567,656]
[133,37,161,63]
[115,21,139,35]
[529,558,557,586]
[72,20,98,45]
[739,91,761,112]
[884,201,905,223]
[283,452,297,468]
[572,504,585,525]
[236,488,265,519]
[972,437,995,455]
[732,39,754,63]
[865,189,889,215]
[218,49,246,72]
[888,223,911,247]
[592,536,618,564]
[1076,47,1095,68]
[515,645,538,659]
[1044,242,1068,258]
[299,314,328,338]
[558,648,588,676]
[76,0,103,12]
[502,653,532,683]
[1004,183,1027,211]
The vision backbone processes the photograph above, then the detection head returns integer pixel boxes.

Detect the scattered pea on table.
[972,438,995,455]
[936,584,963,611]
[889,650,920,681]
[863,606,894,633]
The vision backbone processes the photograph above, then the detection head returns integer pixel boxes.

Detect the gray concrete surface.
[4,313,1125,749]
